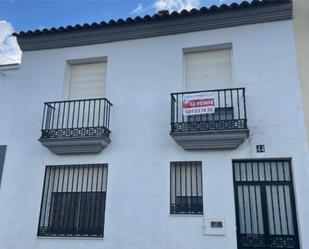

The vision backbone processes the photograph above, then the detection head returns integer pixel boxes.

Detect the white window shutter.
[185,49,233,91]
[69,62,107,100]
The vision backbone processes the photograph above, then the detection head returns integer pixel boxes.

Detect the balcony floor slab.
[170,129,249,150]
[39,136,111,155]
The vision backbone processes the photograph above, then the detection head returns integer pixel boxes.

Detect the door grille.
[233,159,299,249]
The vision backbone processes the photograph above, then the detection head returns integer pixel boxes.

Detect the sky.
[0,0,240,65]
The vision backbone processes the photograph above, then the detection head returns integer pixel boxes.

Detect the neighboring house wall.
[293,0,309,145]
[0,20,309,249]
[0,64,19,190]
[0,65,20,147]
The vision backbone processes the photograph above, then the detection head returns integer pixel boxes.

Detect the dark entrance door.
[233,159,300,249]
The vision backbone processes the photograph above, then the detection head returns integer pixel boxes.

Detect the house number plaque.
[256,145,265,153]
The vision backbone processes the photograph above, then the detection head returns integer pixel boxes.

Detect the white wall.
[0,20,309,249]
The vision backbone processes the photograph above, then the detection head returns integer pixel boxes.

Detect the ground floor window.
[170,161,203,214]
[37,164,108,238]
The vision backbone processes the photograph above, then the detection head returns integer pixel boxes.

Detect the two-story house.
[0,0,309,249]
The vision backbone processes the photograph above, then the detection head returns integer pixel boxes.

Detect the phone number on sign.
[184,107,215,115]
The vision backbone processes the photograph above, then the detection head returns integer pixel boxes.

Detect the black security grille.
[233,159,300,249]
[38,164,108,237]
[40,98,112,140]
[171,88,247,133]
[170,161,203,214]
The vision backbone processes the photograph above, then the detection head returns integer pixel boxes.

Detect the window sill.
[37,236,104,240]
[170,213,204,217]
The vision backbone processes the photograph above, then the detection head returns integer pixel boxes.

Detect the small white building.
[0,1,309,249]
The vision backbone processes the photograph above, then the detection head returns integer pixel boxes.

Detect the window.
[38,164,108,237]
[68,62,107,100]
[184,48,235,125]
[170,161,203,214]
[185,48,233,91]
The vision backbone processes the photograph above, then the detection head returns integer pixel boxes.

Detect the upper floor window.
[37,164,108,238]
[68,62,107,100]
[184,48,233,91]
[170,161,203,215]
[39,60,112,155]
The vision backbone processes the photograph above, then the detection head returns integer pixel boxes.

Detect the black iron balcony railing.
[170,88,247,133]
[40,98,112,140]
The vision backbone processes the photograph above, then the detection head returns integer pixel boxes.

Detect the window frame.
[63,57,108,101]
[182,43,235,92]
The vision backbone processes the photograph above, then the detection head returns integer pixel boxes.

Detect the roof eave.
[15,0,293,52]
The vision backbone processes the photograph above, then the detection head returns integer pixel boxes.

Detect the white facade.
[0,18,309,249]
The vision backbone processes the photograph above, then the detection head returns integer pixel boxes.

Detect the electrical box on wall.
[203,217,226,236]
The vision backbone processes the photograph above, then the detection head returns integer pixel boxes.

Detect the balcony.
[170,88,249,150]
[39,98,112,154]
